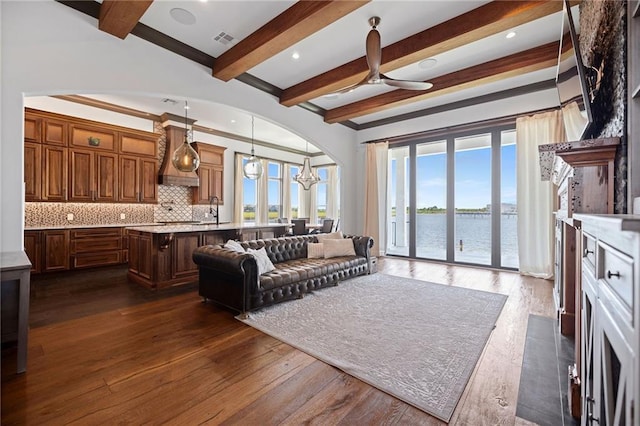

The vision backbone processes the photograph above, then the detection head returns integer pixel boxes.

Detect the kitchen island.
[126,223,288,289]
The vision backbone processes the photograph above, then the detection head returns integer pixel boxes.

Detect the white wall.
[0,1,359,252]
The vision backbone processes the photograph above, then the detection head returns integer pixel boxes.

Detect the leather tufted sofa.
[192,234,374,314]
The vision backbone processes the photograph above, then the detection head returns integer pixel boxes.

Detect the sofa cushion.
[315,231,343,243]
[247,247,276,276]
[323,238,356,258]
[307,243,324,259]
[225,239,245,253]
[258,256,366,290]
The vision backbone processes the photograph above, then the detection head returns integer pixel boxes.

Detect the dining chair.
[291,219,307,235]
[310,218,333,234]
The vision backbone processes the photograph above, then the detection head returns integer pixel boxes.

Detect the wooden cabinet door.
[119,155,139,203]
[43,119,67,146]
[43,230,69,272]
[139,158,158,203]
[69,124,116,151]
[24,142,42,201]
[42,146,67,201]
[96,152,118,202]
[68,149,95,202]
[24,114,41,143]
[129,232,152,279]
[193,164,213,205]
[171,233,200,279]
[24,231,41,273]
[120,132,158,158]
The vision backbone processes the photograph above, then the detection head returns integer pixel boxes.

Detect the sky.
[391,142,517,210]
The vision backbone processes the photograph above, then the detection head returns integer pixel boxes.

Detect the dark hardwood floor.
[2,258,554,425]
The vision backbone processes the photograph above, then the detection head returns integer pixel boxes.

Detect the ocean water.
[387,213,519,269]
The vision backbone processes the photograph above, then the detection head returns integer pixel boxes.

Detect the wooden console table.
[1,251,32,373]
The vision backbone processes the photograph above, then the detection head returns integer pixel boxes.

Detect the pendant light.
[243,116,263,180]
[171,100,200,172]
[293,141,320,190]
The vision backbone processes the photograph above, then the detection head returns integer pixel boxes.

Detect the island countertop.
[125,222,284,234]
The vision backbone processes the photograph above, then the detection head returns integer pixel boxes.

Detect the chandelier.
[243,116,263,180]
[171,100,200,172]
[293,141,320,190]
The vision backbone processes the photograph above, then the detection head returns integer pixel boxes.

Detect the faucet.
[209,196,220,225]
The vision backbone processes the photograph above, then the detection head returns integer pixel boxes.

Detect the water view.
[387,213,519,268]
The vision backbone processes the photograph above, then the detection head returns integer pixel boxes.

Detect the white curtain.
[298,181,309,219]
[363,142,388,256]
[233,153,244,224]
[256,159,269,224]
[561,101,586,142]
[309,167,318,223]
[326,165,338,220]
[282,164,291,220]
[516,110,565,279]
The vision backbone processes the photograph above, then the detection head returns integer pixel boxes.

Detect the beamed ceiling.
[55,0,570,135]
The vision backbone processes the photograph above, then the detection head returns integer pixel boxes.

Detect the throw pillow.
[224,239,245,253]
[323,238,356,258]
[247,247,276,275]
[307,243,324,259]
[315,231,343,243]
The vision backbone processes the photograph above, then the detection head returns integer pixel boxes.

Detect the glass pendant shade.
[172,135,200,172]
[243,149,263,180]
[293,157,320,190]
[171,100,200,172]
[243,116,263,180]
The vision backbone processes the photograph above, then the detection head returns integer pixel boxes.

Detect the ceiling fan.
[336,17,433,94]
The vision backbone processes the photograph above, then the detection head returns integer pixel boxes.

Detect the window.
[316,167,329,223]
[242,157,257,225]
[386,126,518,270]
[268,162,281,223]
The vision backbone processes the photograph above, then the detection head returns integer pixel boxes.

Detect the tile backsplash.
[25,202,155,227]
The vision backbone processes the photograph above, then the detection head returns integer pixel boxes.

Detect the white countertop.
[125,222,287,234]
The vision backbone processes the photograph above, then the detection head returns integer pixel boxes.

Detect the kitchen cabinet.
[69,149,118,202]
[42,145,68,201]
[69,123,116,151]
[192,143,225,205]
[119,156,158,203]
[24,113,41,143]
[24,108,159,204]
[171,233,200,280]
[24,142,42,201]
[42,230,70,272]
[70,228,123,269]
[23,230,41,273]
[575,214,639,426]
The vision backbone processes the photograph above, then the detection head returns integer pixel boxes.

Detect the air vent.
[213,32,236,46]
[162,98,178,105]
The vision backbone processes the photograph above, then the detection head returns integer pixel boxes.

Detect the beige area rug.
[238,273,507,422]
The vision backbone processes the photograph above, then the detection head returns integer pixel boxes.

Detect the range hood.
[158,114,199,187]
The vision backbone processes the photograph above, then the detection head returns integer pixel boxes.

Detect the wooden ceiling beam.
[213,1,370,82]
[99,0,153,40]
[324,41,560,124]
[280,0,564,107]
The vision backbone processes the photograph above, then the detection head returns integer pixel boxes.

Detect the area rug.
[237,273,507,422]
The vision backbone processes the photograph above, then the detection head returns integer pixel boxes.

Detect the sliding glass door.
[386,126,518,270]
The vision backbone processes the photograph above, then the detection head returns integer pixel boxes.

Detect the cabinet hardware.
[606,270,621,279]
[584,249,594,255]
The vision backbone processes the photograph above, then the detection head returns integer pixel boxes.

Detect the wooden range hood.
[158,113,199,187]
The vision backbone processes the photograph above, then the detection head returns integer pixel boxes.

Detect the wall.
[0,1,358,252]
[580,0,628,213]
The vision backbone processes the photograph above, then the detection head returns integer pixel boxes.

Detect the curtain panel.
[515,110,565,279]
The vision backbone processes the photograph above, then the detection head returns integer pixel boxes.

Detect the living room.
[2,0,639,424]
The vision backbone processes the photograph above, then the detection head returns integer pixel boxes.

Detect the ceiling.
[54,0,571,152]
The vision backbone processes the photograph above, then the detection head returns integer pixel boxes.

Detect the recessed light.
[170,8,196,25]
[323,93,339,100]
[418,58,437,70]
[506,31,516,39]
[231,119,236,124]
[291,51,300,61]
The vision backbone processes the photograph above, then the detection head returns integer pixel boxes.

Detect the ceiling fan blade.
[380,74,433,91]
[365,26,382,79]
